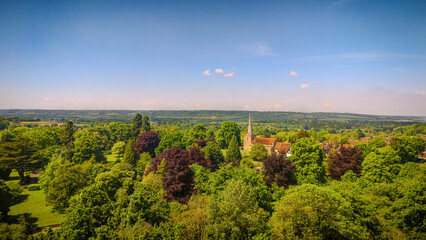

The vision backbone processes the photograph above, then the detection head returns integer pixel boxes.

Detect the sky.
[0,0,425,116]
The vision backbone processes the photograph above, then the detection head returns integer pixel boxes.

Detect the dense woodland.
[0,112,425,239]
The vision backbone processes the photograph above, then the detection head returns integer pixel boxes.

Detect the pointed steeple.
[248,114,252,135]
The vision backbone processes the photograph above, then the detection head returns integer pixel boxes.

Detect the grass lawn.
[9,188,64,227]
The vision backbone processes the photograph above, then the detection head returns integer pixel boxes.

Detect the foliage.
[122,138,139,168]
[269,184,371,240]
[217,121,241,149]
[147,147,210,204]
[60,120,74,146]
[111,141,126,160]
[72,130,106,163]
[0,132,39,183]
[27,184,40,191]
[155,127,187,156]
[327,145,363,180]
[134,131,160,157]
[289,137,325,184]
[131,113,142,138]
[206,180,268,239]
[250,143,268,161]
[202,141,224,170]
[390,136,425,163]
[262,154,295,188]
[226,135,242,161]
[141,115,151,132]
[361,147,401,185]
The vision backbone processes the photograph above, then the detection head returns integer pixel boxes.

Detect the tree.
[202,141,224,170]
[60,120,74,146]
[216,121,241,149]
[289,137,325,184]
[141,115,151,132]
[250,143,268,161]
[134,131,160,158]
[72,131,106,163]
[131,113,142,138]
[327,145,363,180]
[206,180,268,239]
[269,184,370,239]
[111,141,126,161]
[146,147,210,204]
[155,128,187,156]
[0,132,38,183]
[226,135,242,161]
[262,154,295,188]
[188,123,207,142]
[0,180,14,220]
[123,139,139,168]
[390,136,425,163]
[296,129,310,139]
[361,147,401,184]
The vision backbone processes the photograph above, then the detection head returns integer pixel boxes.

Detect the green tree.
[289,137,325,184]
[202,141,224,169]
[206,180,268,239]
[141,115,151,132]
[188,123,207,142]
[60,120,74,146]
[0,132,38,183]
[217,121,241,149]
[361,147,401,185]
[72,131,106,163]
[226,135,242,161]
[131,113,142,138]
[250,143,268,161]
[269,184,371,240]
[123,139,139,168]
[111,141,126,161]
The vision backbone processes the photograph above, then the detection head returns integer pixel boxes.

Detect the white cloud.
[300,84,310,88]
[328,0,356,9]
[415,91,426,96]
[224,72,234,77]
[245,42,277,56]
[202,70,212,76]
[289,71,298,77]
[322,103,332,107]
[144,101,155,105]
[195,103,201,108]
[44,97,51,101]
[274,104,282,108]
[215,68,224,73]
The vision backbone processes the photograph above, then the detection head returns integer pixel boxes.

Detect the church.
[243,115,291,156]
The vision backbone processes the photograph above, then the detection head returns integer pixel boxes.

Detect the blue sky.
[0,0,425,115]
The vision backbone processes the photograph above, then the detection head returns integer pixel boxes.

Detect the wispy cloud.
[244,104,250,109]
[195,103,201,108]
[261,105,270,109]
[244,42,278,56]
[300,84,310,88]
[215,68,224,73]
[202,70,212,76]
[224,72,234,77]
[328,0,356,9]
[144,101,155,105]
[274,104,282,108]
[289,71,298,77]
[322,103,332,107]
[44,97,51,101]
[285,51,423,63]
[415,91,426,96]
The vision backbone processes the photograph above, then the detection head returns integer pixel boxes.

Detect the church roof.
[275,142,291,153]
[252,137,276,145]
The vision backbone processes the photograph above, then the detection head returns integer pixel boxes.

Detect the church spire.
[248,114,252,135]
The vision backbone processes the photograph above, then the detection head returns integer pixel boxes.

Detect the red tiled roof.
[275,142,291,153]
[252,137,276,145]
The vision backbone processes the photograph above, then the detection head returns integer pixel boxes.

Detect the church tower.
[244,114,255,151]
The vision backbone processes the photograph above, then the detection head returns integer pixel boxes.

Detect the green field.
[6,171,64,227]
[9,188,64,227]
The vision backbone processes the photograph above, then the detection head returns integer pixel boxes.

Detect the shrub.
[28,184,40,191]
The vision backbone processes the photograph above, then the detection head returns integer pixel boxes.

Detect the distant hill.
[0,109,424,124]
